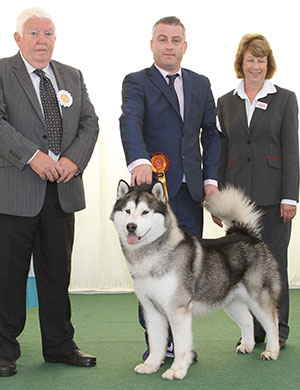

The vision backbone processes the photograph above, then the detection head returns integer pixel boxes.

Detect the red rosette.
[151,153,170,173]
[150,153,170,201]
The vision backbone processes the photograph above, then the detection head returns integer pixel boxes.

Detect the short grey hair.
[16,8,54,36]
[152,16,186,39]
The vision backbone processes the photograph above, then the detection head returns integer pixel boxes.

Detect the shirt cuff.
[128,159,151,173]
[27,149,39,164]
[281,199,297,206]
[204,179,218,188]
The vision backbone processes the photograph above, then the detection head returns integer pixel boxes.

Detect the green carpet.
[2,290,300,389]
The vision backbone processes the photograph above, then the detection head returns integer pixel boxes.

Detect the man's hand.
[131,164,152,186]
[204,184,219,198]
[30,151,60,181]
[281,204,297,223]
[56,157,79,183]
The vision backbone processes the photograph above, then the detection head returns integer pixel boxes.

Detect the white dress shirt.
[234,79,276,127]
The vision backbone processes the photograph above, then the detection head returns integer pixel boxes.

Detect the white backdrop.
[1,0,299,291]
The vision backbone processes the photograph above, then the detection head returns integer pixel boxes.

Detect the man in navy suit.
[120,16,221,360]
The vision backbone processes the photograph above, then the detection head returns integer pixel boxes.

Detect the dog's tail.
[203,185,262,237]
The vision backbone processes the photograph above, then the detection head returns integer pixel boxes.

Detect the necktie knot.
[34,69,46,79]
[167,73,179,86]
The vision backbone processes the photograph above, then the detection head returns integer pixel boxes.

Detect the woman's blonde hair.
[234,34,276,79]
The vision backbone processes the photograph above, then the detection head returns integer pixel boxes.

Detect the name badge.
[256,101,268,110]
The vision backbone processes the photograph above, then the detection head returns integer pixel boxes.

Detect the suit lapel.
[233,94,250,135]
[182,69,192,121]
[250,94,275,131]
[11,53,45,125]
[50,60,65,91]
[50,61,72,142]
[148,64,181,117]
[234,92,276,134]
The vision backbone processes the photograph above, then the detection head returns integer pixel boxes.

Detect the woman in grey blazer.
[217,34,299,350]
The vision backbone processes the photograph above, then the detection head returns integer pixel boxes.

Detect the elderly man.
[0,8,99,376]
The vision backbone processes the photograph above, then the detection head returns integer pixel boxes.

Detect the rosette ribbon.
[57,90,73,107]
[151,152,170,201]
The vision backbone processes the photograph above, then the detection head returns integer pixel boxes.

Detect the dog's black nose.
[127,223,137,233]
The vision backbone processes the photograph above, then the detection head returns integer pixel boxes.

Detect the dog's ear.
[152,182,166,203]
[117,180,130,199]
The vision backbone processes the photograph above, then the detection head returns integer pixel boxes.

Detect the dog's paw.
[261,350,279,361]
[162,367,187,381]
[236,344,254,354]
[134,363,159,375]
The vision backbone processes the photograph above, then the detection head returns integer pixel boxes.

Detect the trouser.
[0,182,76,360]
[254,204,291,340]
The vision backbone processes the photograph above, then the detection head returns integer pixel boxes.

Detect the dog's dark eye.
[142,210,149,215]
[125,209,130,214]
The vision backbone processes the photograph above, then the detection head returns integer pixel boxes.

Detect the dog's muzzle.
[127,223,137,233]
[126,223,140,245]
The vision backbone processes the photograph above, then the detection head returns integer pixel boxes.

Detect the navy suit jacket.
[120,64,221,202]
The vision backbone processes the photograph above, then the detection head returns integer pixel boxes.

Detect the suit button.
[248,157,251,162]
[247,140,251,144]
[42,135,47,139]
[182,156,185,160]
[181,132,185,137]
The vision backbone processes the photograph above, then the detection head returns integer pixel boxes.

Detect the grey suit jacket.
[217,86,299,206]
[0,53,99,216]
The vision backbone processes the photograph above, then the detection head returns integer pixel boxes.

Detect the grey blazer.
[217,86,299,206]
[0,53,99,216]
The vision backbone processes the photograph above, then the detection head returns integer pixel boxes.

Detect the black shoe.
[142,347,150,361]
[44,349,96,367]
[191,349,198,362]
[0,358,17,377]
[165,341,175,359]
[279,336,287,350]
[142,342,175,362]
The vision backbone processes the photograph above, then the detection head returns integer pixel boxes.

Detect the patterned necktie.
[167,73,180,110]
[34,69,62,155]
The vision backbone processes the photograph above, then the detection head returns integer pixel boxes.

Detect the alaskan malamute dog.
[111,181,281,380]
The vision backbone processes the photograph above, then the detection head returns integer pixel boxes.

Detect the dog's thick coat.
[111,181,281,380]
